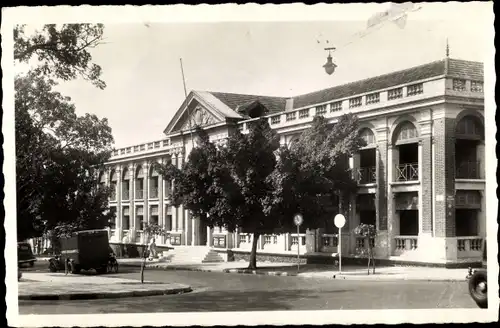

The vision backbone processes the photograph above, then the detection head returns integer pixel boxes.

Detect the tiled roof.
[292,60,446,109]
[202,58,483,115]
[447,59,483,81]
[209,92,287,114]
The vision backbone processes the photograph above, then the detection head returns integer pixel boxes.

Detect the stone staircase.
[160,246,225,264]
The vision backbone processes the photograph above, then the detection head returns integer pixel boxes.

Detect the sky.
[18,3,494,148]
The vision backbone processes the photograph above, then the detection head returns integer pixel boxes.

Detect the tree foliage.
[157,114,364,269]
[14,24,106,89]
[264,114,365,231]
[14,24,114,241]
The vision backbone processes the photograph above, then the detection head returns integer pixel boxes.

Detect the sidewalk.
[18,272,192,300]
[139,260,469,282]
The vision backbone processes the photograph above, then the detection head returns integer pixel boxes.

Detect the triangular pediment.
[164,91,243,135]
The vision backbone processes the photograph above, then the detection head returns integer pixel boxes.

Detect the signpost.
[334,214,346,273]
[293,213,303,273]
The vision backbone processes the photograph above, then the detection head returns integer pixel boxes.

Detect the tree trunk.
[248,232,260,269]
[371,244,376,274]
[140,243,147,284]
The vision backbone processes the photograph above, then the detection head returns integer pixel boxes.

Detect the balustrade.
[357,166,376,184]
[396,163,419,181]
[456,161,481,179]
[457,237,483,258]
[394,236,418,254]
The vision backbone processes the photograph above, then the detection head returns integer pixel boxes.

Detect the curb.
[18,286,192,301]
[144,264,465,282]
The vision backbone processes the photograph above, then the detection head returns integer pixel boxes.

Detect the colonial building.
[102,56,485,265]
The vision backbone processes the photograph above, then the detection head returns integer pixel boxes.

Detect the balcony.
[395,163,418,182]
[357,166,376,184]
[456,161,481,179]
[149,187,158,199]
[136,189,144,200]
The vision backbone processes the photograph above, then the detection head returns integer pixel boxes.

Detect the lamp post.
[334,214,346,273]
[293,213,303,273]
[323,47,338,75]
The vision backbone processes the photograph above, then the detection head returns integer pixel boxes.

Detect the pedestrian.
[148,238,157,261]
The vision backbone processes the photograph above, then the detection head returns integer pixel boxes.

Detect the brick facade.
[433,117,456,238]
[420,136,433,233]
[376,141,388,231]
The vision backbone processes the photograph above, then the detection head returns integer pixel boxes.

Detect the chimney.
[285,98,294,111]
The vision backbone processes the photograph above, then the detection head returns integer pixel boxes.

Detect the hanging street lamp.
[323,47,337,75]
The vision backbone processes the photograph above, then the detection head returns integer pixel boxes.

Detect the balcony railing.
[396,163,419,181]
[136,189,144,200]
[357,166,376,184]
[394,236,418,252]
[456,161,481,179]
[149,187,158,199]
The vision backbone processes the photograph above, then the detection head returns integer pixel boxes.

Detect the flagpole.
[180,58,195,148]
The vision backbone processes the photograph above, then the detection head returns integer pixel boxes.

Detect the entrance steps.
[160,246,225,264]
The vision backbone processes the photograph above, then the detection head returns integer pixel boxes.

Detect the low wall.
[109,243,173,258]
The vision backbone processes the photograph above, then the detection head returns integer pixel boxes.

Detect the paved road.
[19,265,477,314]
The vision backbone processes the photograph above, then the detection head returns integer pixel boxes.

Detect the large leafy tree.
[264,114,365,231]
[158,114,364,269]
[14,24,114,243]
[157,119,280,269]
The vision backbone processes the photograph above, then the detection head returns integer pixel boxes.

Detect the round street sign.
[294,213,303,226]
[334,214,346,228]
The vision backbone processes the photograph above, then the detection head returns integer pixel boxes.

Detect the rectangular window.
[349,97,362,108]
[453,79,466,91]
[365,92,380,104]
[387,88,403,100]
[330,101,342,112]
[315,105,327,116]
[471,81,483,93]
[407,83,423,96]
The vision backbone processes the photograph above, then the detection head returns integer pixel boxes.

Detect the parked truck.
[49,229,114,274]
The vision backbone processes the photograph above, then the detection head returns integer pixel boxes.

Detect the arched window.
[394,121,418,144]
[456,116,483,140]
[110,169,118,182]
[135,165,144,179]
[359,128,376,146]
[122,167,130,181]
[98,171,106,184]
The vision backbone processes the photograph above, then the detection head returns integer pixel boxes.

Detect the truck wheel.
[49,261,58,272]
[468,271,487,308]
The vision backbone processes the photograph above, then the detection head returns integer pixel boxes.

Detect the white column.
[184,209,191,245]
[207,226,213,246]
[387,146,393,185]
[116,166,122,242]
[191,216,198,246]
[431,139,436,237]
